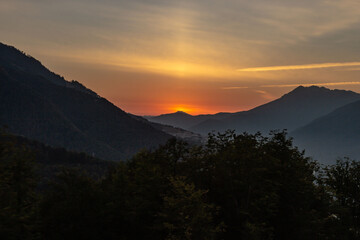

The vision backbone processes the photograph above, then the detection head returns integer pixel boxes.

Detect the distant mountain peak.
[154,111,192,118]
[174,111,191,115]
[283,85,358,99]
[290,85,327,93]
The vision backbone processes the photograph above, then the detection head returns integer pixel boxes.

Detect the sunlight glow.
[170,105,195,114]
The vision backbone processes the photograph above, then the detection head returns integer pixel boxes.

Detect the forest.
[0,129,359,240]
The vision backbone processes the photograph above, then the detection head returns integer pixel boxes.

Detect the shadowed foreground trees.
[0,132,39,240]
[160,176,223,240]
[323,159,360,239]
[1,130,360,239]
[181,131,322,239]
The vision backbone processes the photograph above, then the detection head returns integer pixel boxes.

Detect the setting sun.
[170,105,196,114]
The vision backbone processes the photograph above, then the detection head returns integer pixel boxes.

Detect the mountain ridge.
[291,98,360,164]
[0,42,173,161]
[148,85,360,136]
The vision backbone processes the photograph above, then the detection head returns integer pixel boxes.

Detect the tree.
[0,130,39,240]
[182,130,327,239]
[262,131,320,240]
[324,158,360,239]
[160,176,223,240]
[40,169,104,240]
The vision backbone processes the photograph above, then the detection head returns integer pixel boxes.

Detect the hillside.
[292,99,360,164]
[146,111,231,131]
[147,86,360,136]
[0,42,171,161]
[0,130,114,181]
[189,86,360,135]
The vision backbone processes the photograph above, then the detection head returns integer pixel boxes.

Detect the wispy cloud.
[336,67,360,71]
[221,86,249,90]
[237,62,360,72]
[261,82,360,88]
[254,89,274,100]
[255,90,267,94]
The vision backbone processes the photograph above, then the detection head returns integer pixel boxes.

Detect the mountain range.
[147,86,360,135]
[147,86,360,164]
[0,42,202,161]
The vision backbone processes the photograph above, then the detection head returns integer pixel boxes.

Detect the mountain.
[145,111,231,131]
[148,111,198,129]
[0,42,172,161]
[149,86,360,135]
[193,86,360,135]
[129,113,204,144]
[147,86,360,164]
[292,99,360,164]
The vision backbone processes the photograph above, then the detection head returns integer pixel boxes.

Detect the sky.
[1,0,360,115]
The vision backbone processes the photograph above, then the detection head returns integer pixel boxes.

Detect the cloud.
[237,62,360,72]
[255,90,267,94]
[253,89,274,100]
[261,82,360,88]
[336,67,360,71]
[221,86,249,90]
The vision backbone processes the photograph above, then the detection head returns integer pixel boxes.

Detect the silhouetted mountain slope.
[0,42,171,160]
[147,87,360,136]
[292,99,360,164]
[0,43,67,86]
[129,113,204,144]
[147,111,202,129]
[190,86,360,135]
[189,119,227,134]
[146,111,231,130]
[0,130,114,181]
[150,122,204,144]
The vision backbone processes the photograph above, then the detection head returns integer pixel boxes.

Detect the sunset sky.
[1,0,360,115]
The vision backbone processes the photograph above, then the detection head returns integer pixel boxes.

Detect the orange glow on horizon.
[131,103,249,116]
[162,104,235,115]
[169,105,198,114]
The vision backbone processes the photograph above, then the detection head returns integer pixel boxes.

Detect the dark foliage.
[0,131,39,239]
[1,129,359,239]
[323,159,360,239]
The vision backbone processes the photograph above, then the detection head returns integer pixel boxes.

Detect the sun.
[170,105,195,114]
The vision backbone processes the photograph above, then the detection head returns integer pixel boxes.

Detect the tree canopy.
[1,129,359,239]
